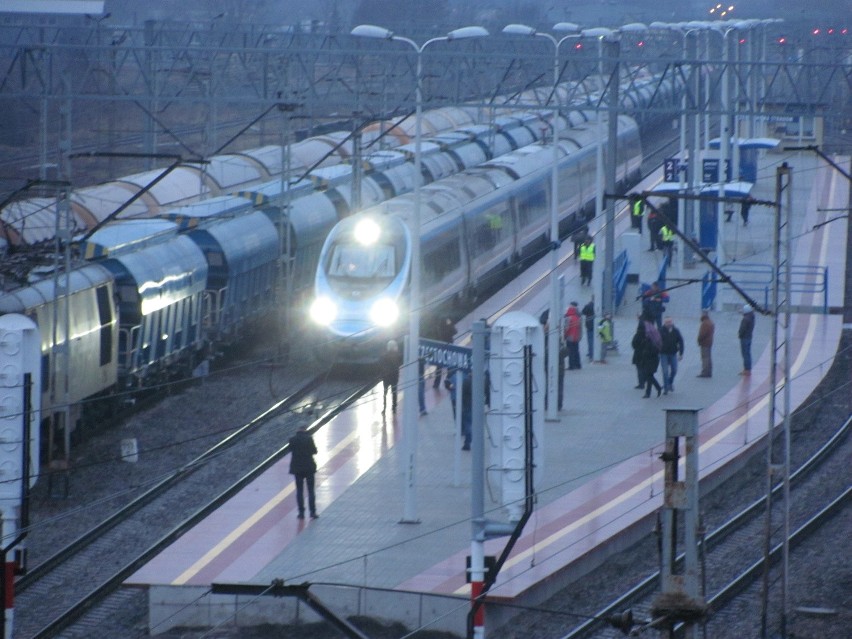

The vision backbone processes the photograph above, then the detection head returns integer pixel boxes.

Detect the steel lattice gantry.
[0,20,849,188]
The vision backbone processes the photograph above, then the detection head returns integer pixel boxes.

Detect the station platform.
[129,149,848,635]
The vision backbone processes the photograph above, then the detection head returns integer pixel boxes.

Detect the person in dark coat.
[634,313,662,398]
[697,310,715,378]
[738,304,756,375]
[740,196,754,227]
[659,317,684,394]
[289,426,318,519]
[379,340,402,415]
[581,297,595,361]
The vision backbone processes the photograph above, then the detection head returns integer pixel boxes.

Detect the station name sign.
[419,338,472,371]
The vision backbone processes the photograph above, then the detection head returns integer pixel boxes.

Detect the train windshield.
[327,243,396,280]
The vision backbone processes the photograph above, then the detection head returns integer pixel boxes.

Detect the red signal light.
[574,42,583,50]
[777,37,786,44]
[812,28,820,35]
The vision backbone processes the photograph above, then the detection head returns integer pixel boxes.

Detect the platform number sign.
[663,158,682,183]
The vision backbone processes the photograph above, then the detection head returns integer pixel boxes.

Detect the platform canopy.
[699,181,754,198]
[708,137,781,150]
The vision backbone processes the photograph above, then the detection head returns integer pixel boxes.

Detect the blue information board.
[419,338,472,371]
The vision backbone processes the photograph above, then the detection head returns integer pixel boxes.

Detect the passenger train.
[310,114,643,361]
[0,73,678,457]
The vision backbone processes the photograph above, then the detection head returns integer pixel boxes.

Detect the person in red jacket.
[563,302,583,370]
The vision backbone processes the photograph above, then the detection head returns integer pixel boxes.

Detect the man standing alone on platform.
[659,317,684,394]
[696,310,715,378]
[289,426,319,519]
[579,236,595,286]
[738,304,756,376]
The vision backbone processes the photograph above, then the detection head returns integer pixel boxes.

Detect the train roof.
[190,211,279,274]
[100,235,208,314]
[0,263,113,314]
[159,195,255,229]
[82,219,179,258]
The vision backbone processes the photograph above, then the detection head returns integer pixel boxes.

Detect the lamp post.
[582,24,647,317]
[709,20,746,267]
[501,22,580,421]
[351,24,488,524]
[651,21,705,269]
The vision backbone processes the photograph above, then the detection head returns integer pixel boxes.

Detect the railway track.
[559,414,851,639]
[15,373,375,639]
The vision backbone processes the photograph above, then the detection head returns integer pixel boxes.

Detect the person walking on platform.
[581,297,595,361]
[659,317,684,394]
[630,195,644,233]
[432,316,456,388]
[379,340,402,415]
[598,313,614,363]
[633,316,662,398]
[697,309,715,378]
[660,223,675,263]
[738,304,756,376]
[564,302,582,370]
[289,425,319,519]
[647,208,662,251]
[579,236,596,287]
[740,195,754,227]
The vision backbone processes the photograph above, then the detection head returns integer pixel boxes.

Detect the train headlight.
[310,297,338,326]
[370,298,399,327]
[354,217,381,245]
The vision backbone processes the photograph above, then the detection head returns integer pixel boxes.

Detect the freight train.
[0,73,679,456]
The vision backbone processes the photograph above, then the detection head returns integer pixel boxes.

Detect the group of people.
[290,299,758,520]
[630,196,677,262]
[631,312,684,397]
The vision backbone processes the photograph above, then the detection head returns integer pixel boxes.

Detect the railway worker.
[630,195,644,233]
[432,316,457,389]
[581,297,595,362]
[659,317,684,394]
[738,305,756,376]
[379,340,403,415]
[578,236,596,287]
[289,425,319,519]
[660,223,675,263]
[597,313,614,363]
[571,224,589,261]
[696,309,715,378]
[563,301,582,371]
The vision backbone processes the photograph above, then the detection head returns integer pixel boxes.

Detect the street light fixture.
[351,23,488,523]
[501,22,580,421]
[580,23,647,318]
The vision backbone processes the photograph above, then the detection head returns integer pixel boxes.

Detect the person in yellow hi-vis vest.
[660,224,675,262]
[579,236,595,287]
[630,196,644,233]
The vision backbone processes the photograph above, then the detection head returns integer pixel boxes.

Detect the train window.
[95,285,113,367]
[473,206,508,253]
[423,230,461,286]
[516,187,547,228]
[328,243,396,279]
